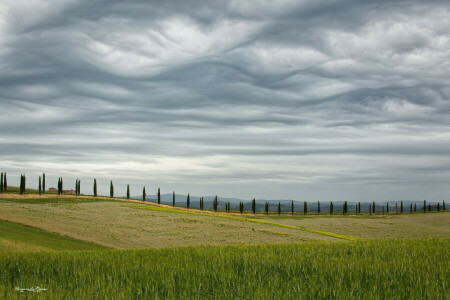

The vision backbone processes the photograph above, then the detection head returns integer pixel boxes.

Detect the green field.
[0,219,107,252]
[0,239,448,299]
[0,191,449,298]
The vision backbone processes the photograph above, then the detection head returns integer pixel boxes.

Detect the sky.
[0,0,449,201]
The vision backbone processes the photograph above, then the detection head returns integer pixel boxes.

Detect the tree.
[187,193,190,209]
[304,201,307,215]
[158,188,161,204]
[42,173,45,194]
[265,202,269,214]
[214,195,218,212]
[110,181,114,198]
[1,172,3,194]
[93,179,97,197]
[443,200,446,211]
[143,186,146,201]
[291,201,294,215]
[414,203,417,213]
[318,201,321,214]
[437,203,440,213]
[3,172,6,191]
[239,202,243,214]
[410,203,412,213]
[372,201,375,214]
[330,201,333,215]
[252,199,256,214]
[387,202,389,214]
[127,185,130,199]
[400,201,403,213]
[423,200,426,213]
[358,202,361,214]
[20,174,25,195]
[173,191,175,207]
[278,202,281,215]
[343,201,347,215]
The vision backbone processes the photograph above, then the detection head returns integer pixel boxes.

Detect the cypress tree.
[143,186,146,201]
[75,179,78,196]
[60,177,63,194]
[173,191,175,207]
[239,202,243,214]
[42,173,45,194]
[3,172,6,191]
[187,193,190,209]
[410,203,412,213]
[423,200,426,213]
[278,202,281,215]
[265,202,269,214]
[127,185,130,199]
[443,200,445,211]
[387,202,389,214]
[110,180,114,198]
[400,201,403,213]
[252,199,256,214]
[437,203,440,213]
[330,201,333,215]
[0,172,3,194]
[372,201,375,214]
[214,195,218,212]
[304,201,307,215]
[358,202,361,214]
[291,200,294,215]
[343,201,347,215]
[158,188,161,204]
[93,179,97,197]
[318,201,320,214]
[414,203,417,212]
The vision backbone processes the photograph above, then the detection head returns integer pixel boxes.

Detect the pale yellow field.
[1,193,448,249]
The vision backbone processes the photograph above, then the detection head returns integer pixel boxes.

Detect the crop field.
[0,239,448,299]
[0,192,449,298]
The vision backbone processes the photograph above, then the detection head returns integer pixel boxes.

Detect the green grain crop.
[0,239,447,299]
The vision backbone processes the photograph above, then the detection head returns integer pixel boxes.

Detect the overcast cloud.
[1,0,449,201]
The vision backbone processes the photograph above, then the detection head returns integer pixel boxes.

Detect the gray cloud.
[1,0,449,201]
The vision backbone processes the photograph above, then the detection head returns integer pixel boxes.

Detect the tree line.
[0,171,447,215]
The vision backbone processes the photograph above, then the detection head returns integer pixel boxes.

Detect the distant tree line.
[0,171,448,216]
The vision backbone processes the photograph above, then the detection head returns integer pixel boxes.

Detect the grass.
[0,196,117,205]
[0,238,448,299]
[0,219,107,252]
[128,204,362,241]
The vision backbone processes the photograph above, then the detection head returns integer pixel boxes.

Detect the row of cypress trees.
[2,172,448,215]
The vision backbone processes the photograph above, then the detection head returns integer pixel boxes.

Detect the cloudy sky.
[1,0,449,201]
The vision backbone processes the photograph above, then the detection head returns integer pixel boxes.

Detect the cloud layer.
[1,0,449,201]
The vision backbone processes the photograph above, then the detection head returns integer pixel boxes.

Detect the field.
[0,191,449,298]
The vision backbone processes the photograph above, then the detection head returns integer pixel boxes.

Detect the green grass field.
[0,239,448,299]
[0,191,449,299]
[0,219,107,252]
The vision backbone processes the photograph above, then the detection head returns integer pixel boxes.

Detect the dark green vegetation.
[0,219,106,252]
[0,239,448,299]
[0,196,117,205]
